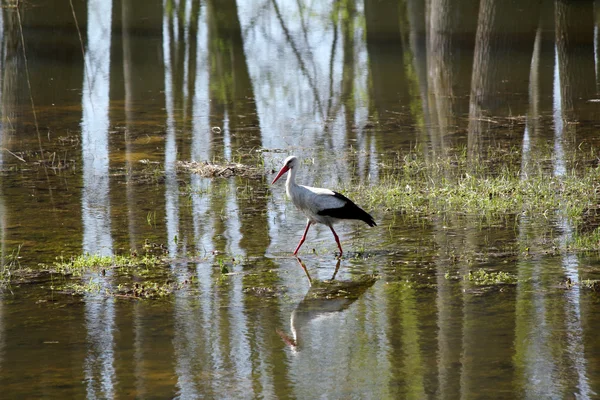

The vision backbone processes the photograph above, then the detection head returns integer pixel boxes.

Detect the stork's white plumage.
[271,156,376,256]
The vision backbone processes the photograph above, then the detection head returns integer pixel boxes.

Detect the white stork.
[271,155,376,256]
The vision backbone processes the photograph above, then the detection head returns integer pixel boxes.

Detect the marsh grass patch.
[464,268,518,286]
[50,253,165,276]
[342,146,600,250]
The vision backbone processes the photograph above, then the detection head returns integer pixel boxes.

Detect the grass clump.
[464,268,517,285]
[64,279,182,299]
[578,279,600,291]
[0,244,23,285]
[48,252,189,299]
[349,148,600,219]
[569,227,600,251]
[342,147,600,250]
[51,253,164,276]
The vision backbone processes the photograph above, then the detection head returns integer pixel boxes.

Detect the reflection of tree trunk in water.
[2,8,18,141]
[271,0,323,117]
[555,0,596,126]
[206,0,227,158]
[524,24,542,178]
[427,0,478,157]
[432,217,464,400]
[524,0,554,174]
[186,0,201,120]
[596,0,600,93]
[340,0,358,172]
[459,218,516,397]
[365,0,411,129]
[206,0,268,254]
[119,2,140,396]
[385,283,426,398]
[170,0,187,112]
[207,0,259,156]
[120,2,166,394]
[164,0,198,160]
[468,0,495,160]
[406,0,430,146]
[116,0,165,251]
[468,0,539,161]
[122,0,137,252]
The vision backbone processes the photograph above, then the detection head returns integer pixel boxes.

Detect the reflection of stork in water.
[277,257,376,349]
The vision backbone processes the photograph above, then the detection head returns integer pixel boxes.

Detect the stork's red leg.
[329,226,343,256]
[293,220,312,255]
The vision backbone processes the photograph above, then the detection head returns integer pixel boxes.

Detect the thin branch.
[16,2,55,206]
[1,148,25,163]
[15,5,42,154]
[69,0,93,110]
[271,0,323,117]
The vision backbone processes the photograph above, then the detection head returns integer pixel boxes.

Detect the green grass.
[341,147,600,249]
[51,253,164,276]
[45,252,185,299]
[347,149,598,218]
[64,278,181,299]
[464,268,517,285]
[569,227,600,251]
[0,244,23,285]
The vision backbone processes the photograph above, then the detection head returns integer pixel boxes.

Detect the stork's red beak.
[271,165,290,184]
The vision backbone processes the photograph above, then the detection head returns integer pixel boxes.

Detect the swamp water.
[1,0,600,398]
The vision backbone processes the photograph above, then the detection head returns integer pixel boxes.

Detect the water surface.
[1,0,600,398]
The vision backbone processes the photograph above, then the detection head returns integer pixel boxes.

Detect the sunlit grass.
[51,253,164,276]
[64,279,180,299]
[349,150,598,217]
[342,147,600,249]
[0,244,23,285]
[464,268,518,285]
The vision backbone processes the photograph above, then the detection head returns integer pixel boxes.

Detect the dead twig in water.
[15,4,42,152]
[16,1,56,207]
[0,148,25,163]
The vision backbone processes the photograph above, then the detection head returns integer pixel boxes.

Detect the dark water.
[1,0,600,398]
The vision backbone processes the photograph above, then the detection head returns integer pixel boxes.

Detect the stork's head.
[271,156,298,184]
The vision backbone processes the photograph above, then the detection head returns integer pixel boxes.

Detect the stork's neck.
[286,166,298,194]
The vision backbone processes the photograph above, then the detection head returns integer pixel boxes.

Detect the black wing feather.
[317,192,377,227]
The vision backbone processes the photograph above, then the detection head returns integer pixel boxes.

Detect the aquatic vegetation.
[351,149,597,216]
[64,278,184,299]
[138,160,165,183]
[578,279,600,291]
[342,147,600,249]
[464,268,517,286]
[50,253,165,276]
[0,244,23,286]
[569,227,600,251]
